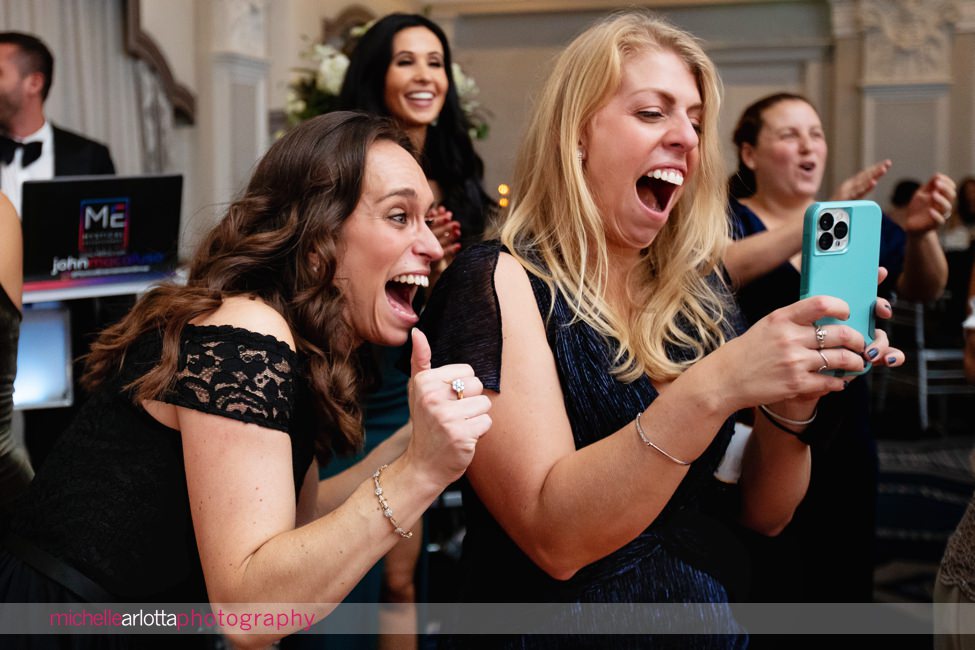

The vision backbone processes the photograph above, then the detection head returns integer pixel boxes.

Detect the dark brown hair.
[729,92,811,199]
[82,111,414,461]
[0,32,54,100]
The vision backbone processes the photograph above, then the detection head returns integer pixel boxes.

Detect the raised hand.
[406,327,491,486]
[711,295,904,413]
[830,159,891,201]
[427,204,462,264]
[898,173,957,234]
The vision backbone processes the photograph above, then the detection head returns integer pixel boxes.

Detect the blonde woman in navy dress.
[419,11,905,648]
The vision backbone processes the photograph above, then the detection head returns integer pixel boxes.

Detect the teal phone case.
[799,200,881,376]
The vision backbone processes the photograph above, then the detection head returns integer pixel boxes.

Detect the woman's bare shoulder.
[191,295,296,352]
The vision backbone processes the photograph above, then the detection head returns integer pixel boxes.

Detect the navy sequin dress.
[419,242,748,649]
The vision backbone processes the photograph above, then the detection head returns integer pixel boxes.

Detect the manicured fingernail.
[843,381,850,389]
[887,356,897,365]
[867,348,879,360]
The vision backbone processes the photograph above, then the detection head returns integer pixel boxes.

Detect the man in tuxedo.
[0,31,115,214]
[0,31,117,468]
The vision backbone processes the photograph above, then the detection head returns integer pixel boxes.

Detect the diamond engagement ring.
[814,325,827,350]
[451,378,465,400]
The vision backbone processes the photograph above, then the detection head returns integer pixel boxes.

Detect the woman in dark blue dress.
[724,93,955,607]
[418,12,904,649]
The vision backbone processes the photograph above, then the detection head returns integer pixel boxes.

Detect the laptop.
[21,174,183,297]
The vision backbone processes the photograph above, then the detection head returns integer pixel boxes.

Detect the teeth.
[649,169,684,186]
[391,274,429,287]
[407,92,434,100]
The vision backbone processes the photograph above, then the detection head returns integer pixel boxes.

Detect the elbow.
[525,543,582,582]
[740,510,794,538]
[223,632,279,650]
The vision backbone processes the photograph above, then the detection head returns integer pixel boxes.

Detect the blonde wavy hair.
[500,10,731,382]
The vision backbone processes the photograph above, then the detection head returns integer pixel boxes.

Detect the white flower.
[313,45,350,96]
[451,62,479,101]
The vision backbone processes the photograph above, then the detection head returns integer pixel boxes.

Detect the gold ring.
[451,378,465,400]
[817,350,830,372]
[814,325,827,350]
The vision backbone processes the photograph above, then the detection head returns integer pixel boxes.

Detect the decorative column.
[206,0,270,206]
[829,0,973,199]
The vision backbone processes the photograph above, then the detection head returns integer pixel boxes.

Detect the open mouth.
[799,161,816,173]
[636,168,684,212]
[385,273,429,320]
[406,91,435,102]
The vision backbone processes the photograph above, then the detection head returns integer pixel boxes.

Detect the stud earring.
[577,148,585,163]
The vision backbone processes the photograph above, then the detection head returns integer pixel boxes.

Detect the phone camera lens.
[819,212,834,230]
[819,232,834,250]
[833,221,848,239]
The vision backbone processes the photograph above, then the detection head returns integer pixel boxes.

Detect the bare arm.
[892,173,955,302]
[316,422,412,515]
[829,159,892,202]
[736,295,901,534]
[724,218,803,289]
[177,304,490,649]
[725,159,892,290]
[466,254,885,580]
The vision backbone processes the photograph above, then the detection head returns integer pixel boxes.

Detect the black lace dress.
[419,243,747,649]
[0,325,314,618]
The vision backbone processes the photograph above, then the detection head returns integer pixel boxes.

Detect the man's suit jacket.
[52,125,115,176]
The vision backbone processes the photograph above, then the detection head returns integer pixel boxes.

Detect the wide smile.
[636,167,685,214]
[384,272,429,324]
[404,91,438,109]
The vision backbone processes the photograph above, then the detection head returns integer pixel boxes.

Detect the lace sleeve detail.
[163,324,298,432]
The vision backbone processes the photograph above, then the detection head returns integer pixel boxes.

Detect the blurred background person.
[725,92,954,611]
[0,31,117,471]
[339,13,495,262]
[938,176,975,346]
[0,32,114,213]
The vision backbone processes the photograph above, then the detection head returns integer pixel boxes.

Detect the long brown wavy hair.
[82,111,414,462]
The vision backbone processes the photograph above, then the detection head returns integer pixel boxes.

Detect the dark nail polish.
[887,356,897,365]
[843,381,850,389]
[867,348,879,360]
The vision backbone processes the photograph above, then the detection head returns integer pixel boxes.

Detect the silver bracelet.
[372,464,414,539]
[634,411,691,466]
[757,403,817,427]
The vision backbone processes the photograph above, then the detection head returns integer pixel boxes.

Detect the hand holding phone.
[799,200,882,376]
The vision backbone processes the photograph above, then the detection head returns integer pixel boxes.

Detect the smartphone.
[799,200,882,376]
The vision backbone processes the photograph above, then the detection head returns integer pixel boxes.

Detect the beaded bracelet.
[634,411,691,466]
[372,464,414,539]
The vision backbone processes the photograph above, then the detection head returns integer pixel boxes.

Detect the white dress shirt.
[0,121,55,217]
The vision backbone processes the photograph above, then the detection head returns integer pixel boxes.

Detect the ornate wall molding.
[124,0,196,124]
[211,0,268,59]
[858,0,958,85]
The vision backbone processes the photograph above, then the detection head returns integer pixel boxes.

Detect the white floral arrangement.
[286,27,490,140]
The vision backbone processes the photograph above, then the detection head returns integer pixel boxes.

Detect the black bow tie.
[0,136,43,167]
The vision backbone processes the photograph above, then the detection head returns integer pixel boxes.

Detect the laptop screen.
[21,174,182,294]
